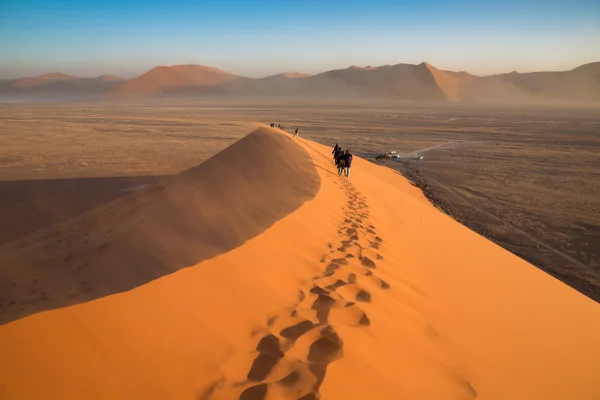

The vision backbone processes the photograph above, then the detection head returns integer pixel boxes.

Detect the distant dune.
[96,74,124,82]
[422,62,476,101]
[10,72,79,89]
[1,61,599,102]
[106,64,240,99]
[461,61,600,102]
[1,126,599,399]
[0,72,125,100]
[133,61,600,102]
[190,62,460,100]
[274,72,311,79]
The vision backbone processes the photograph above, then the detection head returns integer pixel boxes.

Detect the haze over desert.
[1,0,600,399]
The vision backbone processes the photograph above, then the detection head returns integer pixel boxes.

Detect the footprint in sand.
[205,181,397,400]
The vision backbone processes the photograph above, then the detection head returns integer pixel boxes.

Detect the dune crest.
[0,127,319,325]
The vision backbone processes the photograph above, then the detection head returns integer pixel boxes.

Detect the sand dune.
[0,127,319,324]
[117,61,598,102]
[2,62,599,102]
[1,127,599,399]
[0,176,165,246]
[0,72,125,100]
[423,62,476,101]
[461,62,600,101]
[268,72,311,79]
[211,61,598,102]
[96,74,124,82]
[107,64,240,98]
[194,62,455,100]
[10,72,80,89]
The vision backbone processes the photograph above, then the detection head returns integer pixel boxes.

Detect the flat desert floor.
[1,101,599,302]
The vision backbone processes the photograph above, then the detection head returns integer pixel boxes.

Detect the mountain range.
[1,61,599,102]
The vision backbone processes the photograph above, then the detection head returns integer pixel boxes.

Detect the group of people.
[270,123,299,138]
[332,144,352,178]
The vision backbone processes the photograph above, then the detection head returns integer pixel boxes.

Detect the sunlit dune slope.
[0,127,319,325]
[422,62,476,101]
[0,129,599,400]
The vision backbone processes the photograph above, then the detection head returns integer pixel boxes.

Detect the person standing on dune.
[336,151,345,175]
[332,144,340,164]
[343,149,353,178]
[294,128,299,138]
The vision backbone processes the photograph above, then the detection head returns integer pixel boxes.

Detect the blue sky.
[0,0,598,79]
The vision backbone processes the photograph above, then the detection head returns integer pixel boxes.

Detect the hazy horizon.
[1,0,599,80]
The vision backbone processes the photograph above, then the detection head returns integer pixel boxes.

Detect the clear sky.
[1,0,598,79]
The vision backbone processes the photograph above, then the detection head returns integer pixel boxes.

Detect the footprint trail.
[204,176,391,400]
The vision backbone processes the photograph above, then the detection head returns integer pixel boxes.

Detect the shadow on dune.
[0,175,169,246]
[0,127,320,325]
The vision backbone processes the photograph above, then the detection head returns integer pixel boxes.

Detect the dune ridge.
[0,128,599,399]
[0,127,319,325]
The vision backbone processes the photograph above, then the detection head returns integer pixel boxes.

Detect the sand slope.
[1,128,599,399]
[0,127,319,324]
[423,62,476,101]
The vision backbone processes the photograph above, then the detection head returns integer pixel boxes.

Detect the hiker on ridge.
[343,149,353,178]
[332,144,340,164]
[336,150,345,176]
[294,128,299,138]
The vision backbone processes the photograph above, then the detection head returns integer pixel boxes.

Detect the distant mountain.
[96,74,124,82]
[10,72,79,89]
[2,62,598,102]
[0,73,125,101]
[106,64,240,99]
[421,62,476,101]
[267,72,311,79]
[185,62,476,101]
[461,62,600,102]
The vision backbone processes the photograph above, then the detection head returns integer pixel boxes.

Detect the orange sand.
[1,128,599,399]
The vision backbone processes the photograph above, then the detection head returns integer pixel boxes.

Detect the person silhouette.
[343,149,353,178]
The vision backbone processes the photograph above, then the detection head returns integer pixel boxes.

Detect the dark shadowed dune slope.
[0,127,320,324]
